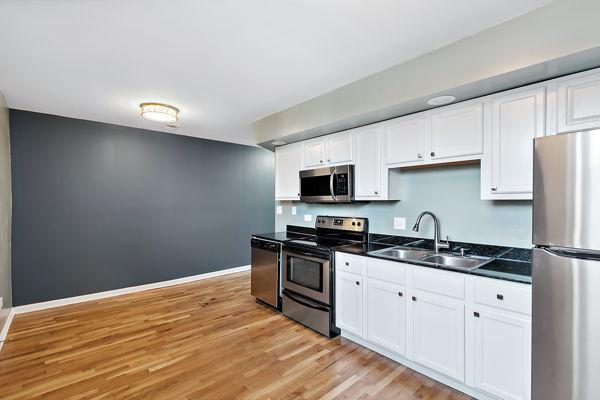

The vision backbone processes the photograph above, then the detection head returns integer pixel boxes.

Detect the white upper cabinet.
[556,69,600,133]
[302,131,353,168]
[354,125,384,200]
[275,143,302,200]
[302,138,326,168]
[472,307,532,400]
[384,115,427,165]
[430,101,483,160]
[326,131,353,164]
[481,85,546,200]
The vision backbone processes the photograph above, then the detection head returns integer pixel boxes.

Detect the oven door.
[299,165,353,203]
[282,250,330,305]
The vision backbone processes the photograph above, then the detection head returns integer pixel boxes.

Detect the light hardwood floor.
[0,271,472,400]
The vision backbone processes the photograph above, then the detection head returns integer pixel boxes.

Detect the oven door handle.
[329,170,337,201]
[283,291,329,312]
[284,249,329,260]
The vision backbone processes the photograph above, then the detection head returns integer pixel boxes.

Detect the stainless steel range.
[282,216,368,337]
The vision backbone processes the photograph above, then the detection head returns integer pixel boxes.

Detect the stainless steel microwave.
[299,165,354,203]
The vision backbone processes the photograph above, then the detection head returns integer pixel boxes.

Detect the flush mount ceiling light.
[427,95,456,106]
[139,102,179,123]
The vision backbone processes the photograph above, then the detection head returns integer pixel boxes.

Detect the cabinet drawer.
[335,252,365,275]
[412,267,465,300]
[366,258,406,285]
[474,278,531,315]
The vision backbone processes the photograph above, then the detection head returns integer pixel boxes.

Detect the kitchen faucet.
[412,211,450,253]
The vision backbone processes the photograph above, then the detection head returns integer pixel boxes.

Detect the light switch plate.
[276,206,283,215]
[304,214,312,222]
[292,206,297,215]
[394,217,406,230]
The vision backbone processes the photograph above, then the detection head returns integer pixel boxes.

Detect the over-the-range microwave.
[299,165,354,203]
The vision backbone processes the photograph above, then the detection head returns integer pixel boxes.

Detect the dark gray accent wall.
[10,110,274,306]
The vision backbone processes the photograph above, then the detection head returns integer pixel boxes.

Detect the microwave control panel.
[336,173,348,195]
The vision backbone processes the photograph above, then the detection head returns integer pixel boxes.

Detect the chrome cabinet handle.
[491,186,498,191]
[418,153,422,158]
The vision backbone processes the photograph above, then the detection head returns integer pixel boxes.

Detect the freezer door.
[532,248,600,400]
[533,130,600,251]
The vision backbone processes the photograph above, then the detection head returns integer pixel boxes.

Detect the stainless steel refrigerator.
[532,129,600,400]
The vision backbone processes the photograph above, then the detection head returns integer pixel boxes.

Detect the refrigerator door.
[533,129,600,251]
[532,247,600,400]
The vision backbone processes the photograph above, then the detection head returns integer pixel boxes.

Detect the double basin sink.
[368,246,493,271]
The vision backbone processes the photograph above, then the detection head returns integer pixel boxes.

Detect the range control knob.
[357,221,362,227]
[352,221,356,226]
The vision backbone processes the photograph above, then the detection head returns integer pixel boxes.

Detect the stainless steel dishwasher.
[250,237,281,310]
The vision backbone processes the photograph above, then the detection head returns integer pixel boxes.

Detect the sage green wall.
[0,90,12,313]
[275,164,532,249]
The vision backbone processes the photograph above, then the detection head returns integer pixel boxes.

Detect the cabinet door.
[472,308,531,400]
[354,126,382,199]
[335,271,363,336]
[303,139,326,168]
[384,115,427,165]
[430,102,483,160]
[411,291,465,382]
[489,87,545,198]
[557,70,600,132]
[366,279,406,355]
[326,132,353,164]
[275,144,301,200]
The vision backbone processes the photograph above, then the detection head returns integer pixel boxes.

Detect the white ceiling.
[0,0,552,146]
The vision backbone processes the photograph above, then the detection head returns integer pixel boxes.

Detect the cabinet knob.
[412,296,417,301]
[345,262,349,266]
[496,293,504,300]
[430,152,435,157]
[491,186,498,191]
[298,193,300,196]
[417,153,422,158]
[374,191,378,195]
[398,292,403,297]
[327,159,331,162]
[474,312,480,318]
[355,281,360,286]
[320,160,323,163]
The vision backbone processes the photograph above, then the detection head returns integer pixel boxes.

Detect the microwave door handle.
[330,170,337,201]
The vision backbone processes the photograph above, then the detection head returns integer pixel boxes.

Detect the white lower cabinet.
[334,252,532,400]
[365,278,406,355]
[411,290,465,382]
[472,308,531,400]
[335,270,363,336]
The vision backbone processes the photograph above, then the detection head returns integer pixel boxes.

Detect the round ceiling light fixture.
[140,102,179,123]
[426,95,456,106]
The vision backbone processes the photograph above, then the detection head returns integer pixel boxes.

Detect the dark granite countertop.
[335,235,532,284]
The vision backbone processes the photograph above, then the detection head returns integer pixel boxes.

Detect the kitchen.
[1,1,599,399]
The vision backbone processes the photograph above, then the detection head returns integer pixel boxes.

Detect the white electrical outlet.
[304,214,312,222]
[276,206,283,215]
[394,217,406,230]
[292,206,297,215]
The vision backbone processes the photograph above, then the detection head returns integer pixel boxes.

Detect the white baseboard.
[14,265,250,315]
[0,307,15,352]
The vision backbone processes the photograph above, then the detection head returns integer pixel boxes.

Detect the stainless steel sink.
[368,246,493,271]
[372,248,430,261]
[420,254,492,270]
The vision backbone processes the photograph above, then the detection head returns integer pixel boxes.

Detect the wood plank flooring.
[0,271,472,400]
